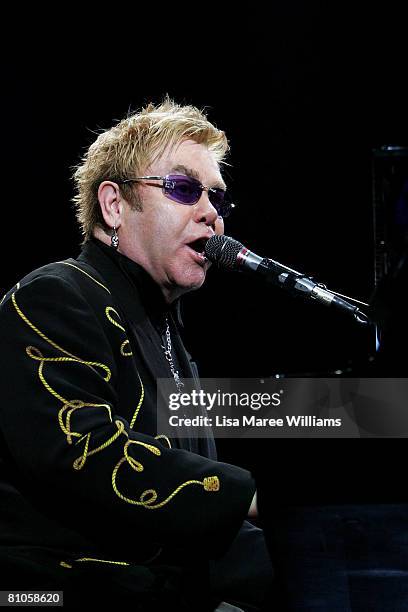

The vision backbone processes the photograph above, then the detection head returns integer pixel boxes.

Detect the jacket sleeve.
[0,274,256,559]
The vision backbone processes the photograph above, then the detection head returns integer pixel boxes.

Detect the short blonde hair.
[72,97,229,240]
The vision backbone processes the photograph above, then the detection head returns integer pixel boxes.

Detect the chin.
[173,266,207,294]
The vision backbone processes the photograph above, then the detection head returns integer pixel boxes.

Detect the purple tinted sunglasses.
[118,174,235,218]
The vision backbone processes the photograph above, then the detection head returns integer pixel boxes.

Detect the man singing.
[0,98,272,610]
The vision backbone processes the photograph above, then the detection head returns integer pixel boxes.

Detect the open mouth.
[186,238,208,256]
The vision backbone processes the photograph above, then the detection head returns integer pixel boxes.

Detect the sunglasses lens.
[165,175,201,204]
[164,175,234,217]
[209,189,232,218]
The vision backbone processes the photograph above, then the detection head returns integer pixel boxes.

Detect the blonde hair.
[72,97,229,240]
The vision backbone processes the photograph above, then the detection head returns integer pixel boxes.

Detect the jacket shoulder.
[1,259,112,310]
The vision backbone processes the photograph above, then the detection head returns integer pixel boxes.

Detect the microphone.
[205,235,368,323]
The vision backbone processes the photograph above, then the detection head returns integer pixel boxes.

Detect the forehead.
[151,139,226,189]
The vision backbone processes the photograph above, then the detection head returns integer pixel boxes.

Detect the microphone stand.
[260,258,370,325]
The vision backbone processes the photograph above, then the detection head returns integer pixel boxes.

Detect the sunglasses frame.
[117,174,235,218]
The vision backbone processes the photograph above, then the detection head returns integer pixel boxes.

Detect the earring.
[111,225,119,249]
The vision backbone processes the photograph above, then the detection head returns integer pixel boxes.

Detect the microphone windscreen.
[205,235,244,269]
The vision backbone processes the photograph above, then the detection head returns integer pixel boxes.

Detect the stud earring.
[111,225,119,249]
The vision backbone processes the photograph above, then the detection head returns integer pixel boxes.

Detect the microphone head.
[204,235,244,269]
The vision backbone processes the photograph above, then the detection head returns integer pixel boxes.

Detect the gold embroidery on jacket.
[58,262,143,429]
[111,420,219,509]
[76,557,130,565]
[154,435,172,449]
[105,306,125,332]
[129,371,144,429]
[12,282,219,510]
[13,294,111,381]
[72,415,125,471]
[105,308,133,356]
[12,293,116,469]
[59,267,132,359]
[60,558,129,568]
[120,340,132,356]
[58,263,144,433]
[103,306,144,430]
[60,547,162,568]
[203,476,220,491]
[60,262,111,294]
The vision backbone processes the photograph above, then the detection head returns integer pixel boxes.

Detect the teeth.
[186,238,209,257]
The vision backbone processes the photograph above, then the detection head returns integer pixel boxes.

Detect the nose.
[193,190,219,229]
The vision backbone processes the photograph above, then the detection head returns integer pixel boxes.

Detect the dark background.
[2,5,407,502]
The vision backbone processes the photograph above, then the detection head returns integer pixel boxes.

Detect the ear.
[98,181,124,228]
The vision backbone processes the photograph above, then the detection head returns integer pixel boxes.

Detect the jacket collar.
[77,237,180,329]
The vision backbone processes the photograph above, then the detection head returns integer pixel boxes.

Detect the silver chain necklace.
[161,316,184,392]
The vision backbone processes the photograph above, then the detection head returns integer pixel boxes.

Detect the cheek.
[152,208,187,253]
[149,207,177,239]
[160,202,192,235]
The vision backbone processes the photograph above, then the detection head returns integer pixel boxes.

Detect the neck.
[92,228,178,304]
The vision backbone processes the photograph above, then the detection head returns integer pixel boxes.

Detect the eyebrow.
[170,164,227,191]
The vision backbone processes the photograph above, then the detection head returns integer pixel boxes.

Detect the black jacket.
[0,238,255,572]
